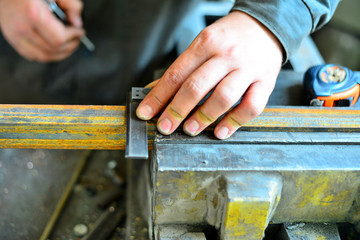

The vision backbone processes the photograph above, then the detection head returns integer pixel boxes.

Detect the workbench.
[1,69,359,240]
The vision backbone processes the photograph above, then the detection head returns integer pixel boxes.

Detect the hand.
[137,11,283,139]
[0,0,85,62]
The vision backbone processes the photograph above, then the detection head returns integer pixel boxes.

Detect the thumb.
[56,0,83,27]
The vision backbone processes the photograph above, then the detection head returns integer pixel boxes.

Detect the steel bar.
[0,104,359,150]
[125,88,151,159]
[0,104,154,150]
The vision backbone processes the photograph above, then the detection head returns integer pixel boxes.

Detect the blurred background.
[312,0,360,70]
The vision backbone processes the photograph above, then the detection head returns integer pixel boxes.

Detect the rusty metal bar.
[0,104,359,150]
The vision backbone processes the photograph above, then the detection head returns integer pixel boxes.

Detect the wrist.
[228,11,284,64]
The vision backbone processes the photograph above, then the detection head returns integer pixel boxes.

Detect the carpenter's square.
[43,0,95,52]
[125,88,151,159]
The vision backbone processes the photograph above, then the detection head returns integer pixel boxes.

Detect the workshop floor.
[0,149,127,239]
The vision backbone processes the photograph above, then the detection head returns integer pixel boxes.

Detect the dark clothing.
[0,0,198,104]
[232,0,340,62]
[0,0,338,105]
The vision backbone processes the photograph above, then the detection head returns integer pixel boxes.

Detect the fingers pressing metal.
[183,70,250,136]
[214,81,273,139]
[155,57,232,135]
[136,41,211,121]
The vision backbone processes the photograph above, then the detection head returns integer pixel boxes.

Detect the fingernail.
[184,120,199,136]
[158,118,172,135]
[216,126,229,139]
[136,105,152,120]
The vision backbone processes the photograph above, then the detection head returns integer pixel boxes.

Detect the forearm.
[231,0,340,62]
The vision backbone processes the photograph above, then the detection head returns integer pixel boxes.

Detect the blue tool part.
[303,64,360,106]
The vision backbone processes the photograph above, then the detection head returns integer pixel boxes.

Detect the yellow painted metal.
[153,171,284,240]
[153,171,208,225]
[152,169,360,239]
[0,104,359,149]
[221,174,283,240]
[272,171,360,224]
[223,201,270,239]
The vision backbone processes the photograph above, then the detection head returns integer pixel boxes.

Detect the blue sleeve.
[231,0,340,62]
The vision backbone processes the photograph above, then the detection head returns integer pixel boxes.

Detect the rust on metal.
[246,107,360,132]
[0,104,359,149]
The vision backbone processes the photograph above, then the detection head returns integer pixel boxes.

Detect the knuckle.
[183,79,202,97]
[247,102,263,118]
[215,87,236,109]
[199,27,217,47]
[163,70,183,88]
[224,45,239,59]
